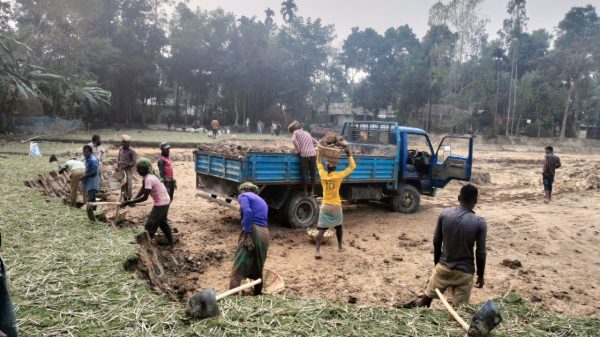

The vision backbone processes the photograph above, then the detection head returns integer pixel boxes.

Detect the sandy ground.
[111,146,600,317]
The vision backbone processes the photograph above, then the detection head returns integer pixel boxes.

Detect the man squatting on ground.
[229,182,270,295]
[81,145,100,212]
[0,234,19,337]
[157,142,175,202]
[59,157,86,207]
[121,158,174,246]
[314,147,356,259]
[542,145,561,203]
[288,121,318,196]
[117,135,137,201]
[406,184,486,307]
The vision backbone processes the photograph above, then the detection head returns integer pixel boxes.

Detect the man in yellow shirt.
[315,148,356,259]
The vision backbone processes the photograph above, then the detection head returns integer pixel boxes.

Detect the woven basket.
[317,144,344,164]
[307,228,334,243]
[108,170,126,190]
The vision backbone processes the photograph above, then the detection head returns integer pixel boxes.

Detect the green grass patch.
[0,156,598,336]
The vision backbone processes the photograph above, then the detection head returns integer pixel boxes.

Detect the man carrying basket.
[314,146,356,259]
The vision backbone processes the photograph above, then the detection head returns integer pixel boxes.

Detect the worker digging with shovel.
[120,158,173,246]
[58,156,86,207]
[402,184,501,336]
[229,182,270,295]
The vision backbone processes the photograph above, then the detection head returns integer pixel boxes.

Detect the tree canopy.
[1,0,599,139]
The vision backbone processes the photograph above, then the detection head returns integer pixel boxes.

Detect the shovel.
[435,288,502,336]
[49,154,61,169]
[187,269,284,320]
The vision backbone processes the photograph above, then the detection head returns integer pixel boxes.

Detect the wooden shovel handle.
[435,288,470,332]
[216,279,262,300]
[87,201,122,206]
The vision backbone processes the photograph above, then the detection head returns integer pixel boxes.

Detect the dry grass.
[39,128,287,143]
[0,155,598,336]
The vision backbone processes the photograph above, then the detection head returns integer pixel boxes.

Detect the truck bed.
[195,151,397,184]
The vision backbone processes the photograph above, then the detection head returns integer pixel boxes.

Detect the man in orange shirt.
[210,119,220,138]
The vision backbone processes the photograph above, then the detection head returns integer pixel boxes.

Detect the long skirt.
[317,204,343,229]
[229,224,269,292]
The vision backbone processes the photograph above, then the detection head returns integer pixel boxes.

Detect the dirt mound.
[133,232,226,300]
[25,168,114,202]
[501,259,522,269]
[196,142,295,158]
[470,171,492,185]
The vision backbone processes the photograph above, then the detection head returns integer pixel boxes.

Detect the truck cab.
[341,121,473,213]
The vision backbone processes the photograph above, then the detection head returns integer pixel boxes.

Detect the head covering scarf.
[121,134,132,142]
[136,157,162,181]
[238,181,259,194]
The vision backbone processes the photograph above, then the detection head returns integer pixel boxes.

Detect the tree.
[264,8,275,28]
[422,24,458,130]
[280,0,297,23]
[501,0,528,136]
[553,5,600,138]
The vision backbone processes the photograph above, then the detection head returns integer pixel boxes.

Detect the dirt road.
[118,147,600,317]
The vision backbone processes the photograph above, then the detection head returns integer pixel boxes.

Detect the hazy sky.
[188,0,596,46]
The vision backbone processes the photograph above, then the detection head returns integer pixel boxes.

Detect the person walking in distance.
[117,135,137,201]
[288,121,318,196]
[542,145,561,203]
[404,184,486,308]
[210,119,220,138]
[314,147,356,259]
[245,118,251,134]
[157,142,175,202]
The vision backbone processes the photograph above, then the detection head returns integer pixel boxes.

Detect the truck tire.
[391,185,420,214]
[284,192,319,228]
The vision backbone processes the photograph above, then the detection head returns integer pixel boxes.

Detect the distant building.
[317,103,373,127]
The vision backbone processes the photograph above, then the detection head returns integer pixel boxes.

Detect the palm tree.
[264,7,275,27]
[0,33,64,130]
[280,0,297,23]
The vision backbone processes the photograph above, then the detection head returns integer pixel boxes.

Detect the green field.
[0,155,598,336]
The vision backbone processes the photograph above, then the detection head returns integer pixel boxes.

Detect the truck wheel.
[284,192,319,228]
[391,185,420,213]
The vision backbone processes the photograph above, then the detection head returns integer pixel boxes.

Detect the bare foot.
[338,246,345,253]
[315,254,322,259]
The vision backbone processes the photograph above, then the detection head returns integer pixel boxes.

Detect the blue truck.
[195,121,473,228]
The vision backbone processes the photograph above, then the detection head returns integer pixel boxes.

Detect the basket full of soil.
[318,132,348,166]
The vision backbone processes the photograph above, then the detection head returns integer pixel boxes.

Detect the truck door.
[431,135,473,188]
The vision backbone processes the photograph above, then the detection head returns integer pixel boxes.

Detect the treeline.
[1,0,599,138]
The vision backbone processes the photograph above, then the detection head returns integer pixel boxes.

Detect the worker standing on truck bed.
[59,157,86,207]
[542,145,561,203]
[157,142,175,202]
[229,182,270,295]
[288,121,318,196]
[314,147,356,259]
[404,184,486,307]
[121,158,173,246]
[117,135,137,201]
